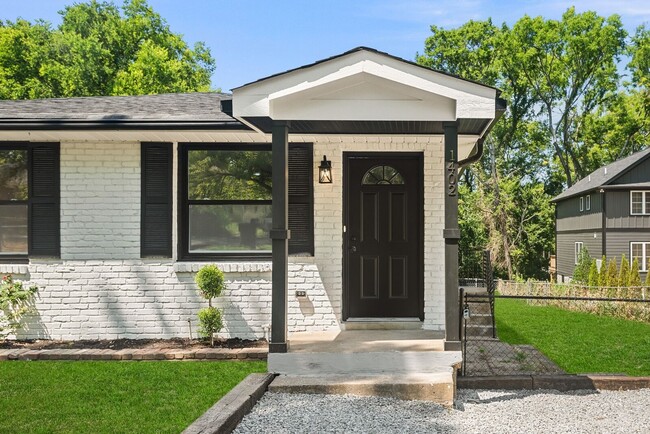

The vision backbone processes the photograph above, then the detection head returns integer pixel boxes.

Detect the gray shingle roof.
[551,147,650,202]
[0,92,236,122]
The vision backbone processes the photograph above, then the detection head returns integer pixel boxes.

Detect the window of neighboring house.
[630,191,650,215]
[574,242,584,265]
[178,143,313,260]
[586,195,591,211]
[0,143,60,261]
[579,196,584,212]
[631,242,650,272]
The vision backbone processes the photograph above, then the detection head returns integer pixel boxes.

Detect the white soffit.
[233,49,497,122]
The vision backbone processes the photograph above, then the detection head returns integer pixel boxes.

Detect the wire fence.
[497,280,650,322]
[460,282,650,377]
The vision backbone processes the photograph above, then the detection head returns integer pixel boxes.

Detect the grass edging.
[458,375,650,391]
[183,372,275,434]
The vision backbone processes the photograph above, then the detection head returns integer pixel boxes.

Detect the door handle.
[350,246,357,253]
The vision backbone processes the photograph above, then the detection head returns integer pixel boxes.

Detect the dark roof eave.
[550,187,602,203]
[0,120,251,131]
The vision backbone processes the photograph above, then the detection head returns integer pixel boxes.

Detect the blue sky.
[2,1,649,91]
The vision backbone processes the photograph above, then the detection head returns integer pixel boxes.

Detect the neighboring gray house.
[552,147,650,282]
[0,47,504,352]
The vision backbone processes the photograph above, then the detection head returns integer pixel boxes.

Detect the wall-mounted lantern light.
[318,155,332,184]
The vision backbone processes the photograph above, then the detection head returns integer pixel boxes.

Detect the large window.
[631,242,650,272]
[0,143,59,261]
[630,191,650,215]
[179,143,313,260]
[0,149,28,255]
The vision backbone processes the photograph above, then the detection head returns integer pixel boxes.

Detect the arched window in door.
[361,165,405,185]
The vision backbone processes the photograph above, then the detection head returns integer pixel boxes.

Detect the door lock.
[350,246,357,253]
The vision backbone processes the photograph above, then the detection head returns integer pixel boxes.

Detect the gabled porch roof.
[233,47,505,137]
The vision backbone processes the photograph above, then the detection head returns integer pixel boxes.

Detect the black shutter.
[288,144,314,255]
[29,143,60,257]
[141,143,172,257]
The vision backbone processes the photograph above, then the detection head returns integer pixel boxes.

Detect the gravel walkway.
[235,389,650,433]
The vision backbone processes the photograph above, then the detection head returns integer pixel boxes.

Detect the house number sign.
[447,161,457,197]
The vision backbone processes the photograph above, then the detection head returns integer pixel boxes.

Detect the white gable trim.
[233,49,498,123]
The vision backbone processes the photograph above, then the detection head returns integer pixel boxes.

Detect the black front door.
[344,154,422,319]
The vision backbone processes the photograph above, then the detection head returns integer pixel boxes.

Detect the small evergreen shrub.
[195,264,225,301]
[606,258,618,288]
[195,264,226,346]
[572,247,592,284]
[587,261,599,287]
[629,258,642,287]
[197,307,223,346]
[619,254,630,287]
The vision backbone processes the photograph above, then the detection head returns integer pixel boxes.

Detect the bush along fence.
[460,280,650,377]
[497,280,650,323]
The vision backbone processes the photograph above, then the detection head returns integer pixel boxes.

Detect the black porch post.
[270,120,290,353]
[443,121,461,351]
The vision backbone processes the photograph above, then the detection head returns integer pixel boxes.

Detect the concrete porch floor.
[268,329,461,406]
[287,329,446,353]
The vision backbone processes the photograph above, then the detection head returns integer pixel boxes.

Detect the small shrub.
[606,258,618,287]
[195,264,225,302]
[197,307,223,346]
[587,261,599,287]
[619,254,630,287]
[0,275,38,340]
[572,247,592,284]
[195,265,226,346]
[629,258,642,287]
[598,255,607,287]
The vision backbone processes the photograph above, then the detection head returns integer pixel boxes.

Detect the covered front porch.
[232,47,504,356]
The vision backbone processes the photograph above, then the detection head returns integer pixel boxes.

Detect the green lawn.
[0,361,266,434]
[495,298,650,376]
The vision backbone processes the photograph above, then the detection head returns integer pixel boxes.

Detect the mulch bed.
[0,338,268,351]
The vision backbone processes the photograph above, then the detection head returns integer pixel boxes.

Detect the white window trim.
[586,194,591,211]
[630,242,649,272]
[575,241,583,265]
[579,197,584,212]
[630,190,649,215]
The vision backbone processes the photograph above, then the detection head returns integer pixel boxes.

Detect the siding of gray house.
[609,158,650,185]
[605,231,650,270]
[556,231,602,277]
[605,190,650,229]
[556,192,602,232]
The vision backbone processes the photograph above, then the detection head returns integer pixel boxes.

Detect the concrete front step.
[269,351,461,375]
[269,372,456,407]
[342,319,423,330]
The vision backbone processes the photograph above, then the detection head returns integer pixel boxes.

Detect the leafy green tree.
[629,258,642,287]
[500,8,627,186]
[606,258,619,287]
[619,254,630,287]
[0,0,215,99]
[572,246,592,284]
[588,261,599,287]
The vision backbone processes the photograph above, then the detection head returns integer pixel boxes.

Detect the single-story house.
[0,47,504,352]
[552,147,650,282]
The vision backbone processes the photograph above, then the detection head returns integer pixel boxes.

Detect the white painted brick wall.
[60,142,140,260]
[3,261,337,340]
[2,136,445,340]
[310,136,446,330]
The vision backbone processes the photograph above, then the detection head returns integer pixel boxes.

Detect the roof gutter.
[458,97,506,168]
